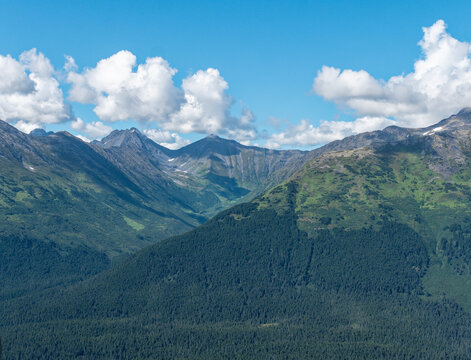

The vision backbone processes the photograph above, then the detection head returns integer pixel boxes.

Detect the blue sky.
[1,0,471,149]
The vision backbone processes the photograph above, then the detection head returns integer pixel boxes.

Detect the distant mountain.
[0,121,193,254]
[0,121,308,295]
[308,107,471,177]
[5,109,471,358]
[93,129,307,216]
[29,128,54,137]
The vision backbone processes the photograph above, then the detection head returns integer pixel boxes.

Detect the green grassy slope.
[5,113,471,358]
[268,142,471,311]
[0,124,307,259]
[0,123,308,301]
[0,155,199,258]
[4,138,471,358]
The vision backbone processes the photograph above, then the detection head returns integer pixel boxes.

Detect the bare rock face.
[93,129,308,210]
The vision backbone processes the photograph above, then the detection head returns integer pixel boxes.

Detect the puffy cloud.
[266,116,394,149]
[67,50,182,123]
[169,68,257,142]
[0,49,72,128]
[267,20,471,149]
[313,20,471,128]
[71,117,112,139]
[0,55,35,94]
[14,120,43,134]
[167,68,236,133]
[142,128,190,150]
[67,55,256,142]
[313,67,384,101]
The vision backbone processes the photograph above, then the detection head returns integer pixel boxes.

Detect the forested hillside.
[4,110,471,358]
[0,120,307,297]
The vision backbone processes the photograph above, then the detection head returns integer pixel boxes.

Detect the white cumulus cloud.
[313,19,471,128]
[66,54,256,142]
[15,120,44,134]
[266,116,394,149]
[67,50,182,123]
[166,68,256,141]
[166,68,230,133]
[71,117,112,139]
[268,19,471,148]
[142,128,191,150]
[0,49,72,130]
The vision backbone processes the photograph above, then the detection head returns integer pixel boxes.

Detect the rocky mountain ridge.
[1,108,471,295]
[5,108,471,358]
[0,119,309,257]
[305,108,471,177]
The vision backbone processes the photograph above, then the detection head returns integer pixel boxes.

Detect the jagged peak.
[175,134,246,158]
[94,127,173,155]
[97,128,147,149]
[106,128,141,137]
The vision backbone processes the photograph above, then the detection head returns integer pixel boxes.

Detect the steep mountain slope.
[287,108,471,311]
[4,109,471,358]
[0,121,307,254]
[94,130,307,216]
[0,122,204,297]
[0,121,200,256]
[0,121,308,296]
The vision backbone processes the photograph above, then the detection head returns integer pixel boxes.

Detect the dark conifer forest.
[4,111,471,358]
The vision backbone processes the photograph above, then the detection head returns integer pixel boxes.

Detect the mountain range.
[0,121,313,298]
[3,109,471,358]
[0,120,307,256]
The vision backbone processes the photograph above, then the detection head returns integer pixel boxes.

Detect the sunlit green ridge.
[3,110,471,358]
